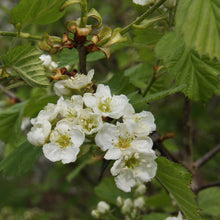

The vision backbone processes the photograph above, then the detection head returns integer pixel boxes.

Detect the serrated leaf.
[198,187,220,216]
[156,32,220,101]
[156,157,201,220]
[0,141,42,176]
[11,0,66,30]
[1,44,49,87]
[94,177,132,204]
[176,0,220,60]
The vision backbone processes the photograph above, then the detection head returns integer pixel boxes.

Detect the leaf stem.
[0,31,43,41]
[80,0,88,27]
[120,0,167,35]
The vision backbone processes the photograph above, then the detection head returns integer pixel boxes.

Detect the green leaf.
[130,84,186,107]
[198,187,220,216]
[0,103,25,143]
[176,0,220,60]
[156,157,201,220]
[88,8,103,28]
[94,177,132,204]
[0,141,42,176]
[11,0,66,30]
[1,44,49,87]
[156,32,220,101]
[23,95,58,118]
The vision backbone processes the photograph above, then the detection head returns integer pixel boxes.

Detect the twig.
[98,159,111,183]
[0,31,43,41]
[143,62,160,97]
[196,181,220,194]
[0,84,22,103]
[151,132,179,163]
[120,0,167,35]
[194,144,220,169]
[183,97,193,163]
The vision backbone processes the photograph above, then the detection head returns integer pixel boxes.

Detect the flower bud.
[97,201,110,214]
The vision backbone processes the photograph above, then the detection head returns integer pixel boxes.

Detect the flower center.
[98,97,112,113]
[117,137,132,149]
[57,132,72,148]
[124,156,139,169]
[80,116,97,132]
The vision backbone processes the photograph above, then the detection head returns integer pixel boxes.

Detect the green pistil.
[125,157,138,169]
[98,98,111,113]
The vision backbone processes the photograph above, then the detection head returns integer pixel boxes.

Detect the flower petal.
[43,143,62,162]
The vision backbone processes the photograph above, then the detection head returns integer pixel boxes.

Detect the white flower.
[83,84,129,119]
[21,117,31,131]
[42,120,85,164]
[123,111,156,137]
[39,54,58,71]
[59,95,83,122]
[121,198,133,214]
[134,197,145,209]
[54,80,72,96]
[135,183,147,196]
[97,201,110,213]
[116,196,124,207]
[165,212,183,220]
[133,0,154,6]
[78,108,103,135]
[27,120,51,146]
[91,210,100,219]
[65,69,94,90]
[32,97,64,123]
[111,150,157,192]
[95,122,153,160]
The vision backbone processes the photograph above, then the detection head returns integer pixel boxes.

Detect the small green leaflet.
[156,157,201,220]
[1,44,49,87]
[176,0,220,60]
[156,32,220,101]
[10,0,66,30]
[0,141,42,176]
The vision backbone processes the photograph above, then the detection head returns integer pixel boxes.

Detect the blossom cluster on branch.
[27,62,157,192]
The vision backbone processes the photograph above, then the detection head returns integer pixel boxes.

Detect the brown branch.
[151,132,179,163]
[194,144,220,169]
[183,97,193,163]
[0,84,22,103]
[196,181,220,194]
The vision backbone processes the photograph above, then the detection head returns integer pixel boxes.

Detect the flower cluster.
[27,69,157,192]
[91,184,147,220]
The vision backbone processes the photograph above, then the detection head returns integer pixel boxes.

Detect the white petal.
[61,146,80,164]
[95,123,117,151]
[104,148,122,160]
[54,80,72,96]
[96,84,111,98]
[27,120,51,146]
[69,127,85,147]
[83,93,97,108]
[43,143,62,162]
[114,169,136,192]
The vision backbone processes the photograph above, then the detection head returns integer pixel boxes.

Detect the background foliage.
[0,0,220,219]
